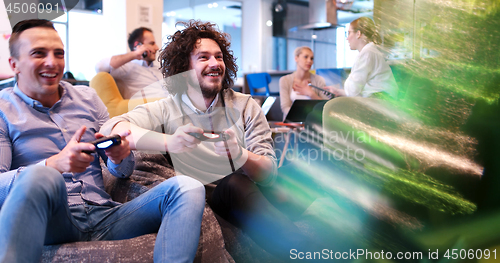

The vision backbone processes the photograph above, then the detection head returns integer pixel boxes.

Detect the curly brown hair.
[158,20,238,95]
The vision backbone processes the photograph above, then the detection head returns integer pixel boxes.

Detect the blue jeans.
[0,165,205,263]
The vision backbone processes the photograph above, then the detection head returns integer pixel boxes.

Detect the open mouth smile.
[40,72,58,78]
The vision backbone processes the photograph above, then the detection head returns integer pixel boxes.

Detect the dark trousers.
[209,172,319,261]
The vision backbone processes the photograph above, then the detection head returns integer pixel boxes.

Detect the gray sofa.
[40,151,279,263]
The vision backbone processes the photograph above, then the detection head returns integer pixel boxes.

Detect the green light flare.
[364,165,477,215]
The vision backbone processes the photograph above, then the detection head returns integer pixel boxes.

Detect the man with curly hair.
[101,20,318,260]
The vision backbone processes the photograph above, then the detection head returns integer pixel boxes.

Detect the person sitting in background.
[328,17,398,99]
[0,19,204,263]
[95,27,169,100]
[279,46,330,118]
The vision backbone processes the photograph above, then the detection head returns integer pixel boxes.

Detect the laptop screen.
[284,99,328,123]
[261,96,276,115]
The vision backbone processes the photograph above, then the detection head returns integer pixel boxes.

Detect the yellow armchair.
[89,72,163,118]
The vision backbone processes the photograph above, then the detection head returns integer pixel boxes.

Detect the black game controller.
[83,134,121,154]
[187,131,229,142]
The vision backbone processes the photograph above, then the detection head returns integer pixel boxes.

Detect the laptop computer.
[283,99,328,123]
[255,96,283,122]
[261,96,276,116]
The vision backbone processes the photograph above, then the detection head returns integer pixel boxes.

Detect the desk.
[270,122,304,167]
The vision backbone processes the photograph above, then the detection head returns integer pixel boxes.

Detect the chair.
[245,72,278,96]
[89,72,163,118]
[0,77,15,91]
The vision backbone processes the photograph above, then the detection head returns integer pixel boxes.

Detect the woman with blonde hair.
[329,17,398,99]
[279,46,330,118]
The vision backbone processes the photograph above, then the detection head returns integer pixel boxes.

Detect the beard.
[185,69,225,99]
[200,82,223,99]
[193,71,224,99]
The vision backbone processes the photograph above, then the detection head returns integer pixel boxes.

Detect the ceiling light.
[266,20,273,27]
[274,3,283,13]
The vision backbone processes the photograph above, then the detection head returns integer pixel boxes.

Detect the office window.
[163,1,242,77]
[66,10,106,81]
[336,23,358,68]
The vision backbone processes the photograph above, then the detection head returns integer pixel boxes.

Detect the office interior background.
[1,0,381,84]
[1,0,500,259]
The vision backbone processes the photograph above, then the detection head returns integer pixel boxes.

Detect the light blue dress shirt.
[0,81,135,208]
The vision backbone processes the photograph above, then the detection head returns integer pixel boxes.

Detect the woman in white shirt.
[330,17,398,99]
[279,46,330,118]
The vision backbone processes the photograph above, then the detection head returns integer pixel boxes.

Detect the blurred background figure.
[328,17,398,99]
[95,27,168,100]
[279,46,330,118]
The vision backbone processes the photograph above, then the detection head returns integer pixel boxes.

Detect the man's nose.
[44,53,56,67]
[208,56,219,68]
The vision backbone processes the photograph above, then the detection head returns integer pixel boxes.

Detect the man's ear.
[356,30,362,39]
[133,41,140,50]
[8,57,20,74]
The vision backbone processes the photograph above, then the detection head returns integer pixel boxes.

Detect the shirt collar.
[361,42,375,52]
[13,82,66,112]
[181,92,219,114]
[131,59,156,68]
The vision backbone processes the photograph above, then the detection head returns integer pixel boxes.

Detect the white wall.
[66,0,163,81]
[66,11,109,80]
[103,0,128,54]
[102,0,163,54]
[126,0,164,51]
[241,0,273,73]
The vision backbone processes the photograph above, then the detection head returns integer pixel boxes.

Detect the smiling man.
[95,27,169,99]
[0,19,205,263]
[101,20,319,260]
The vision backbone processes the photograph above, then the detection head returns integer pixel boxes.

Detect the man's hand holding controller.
[213,129,244,161]
[46,126,131,174]
[82,134,121,154]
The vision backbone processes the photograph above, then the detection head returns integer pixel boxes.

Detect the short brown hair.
[128,27,153,51]
[158,20,237,95]
[9,19,55,59]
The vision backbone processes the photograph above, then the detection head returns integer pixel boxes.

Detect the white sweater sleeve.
[344,50,375,97]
